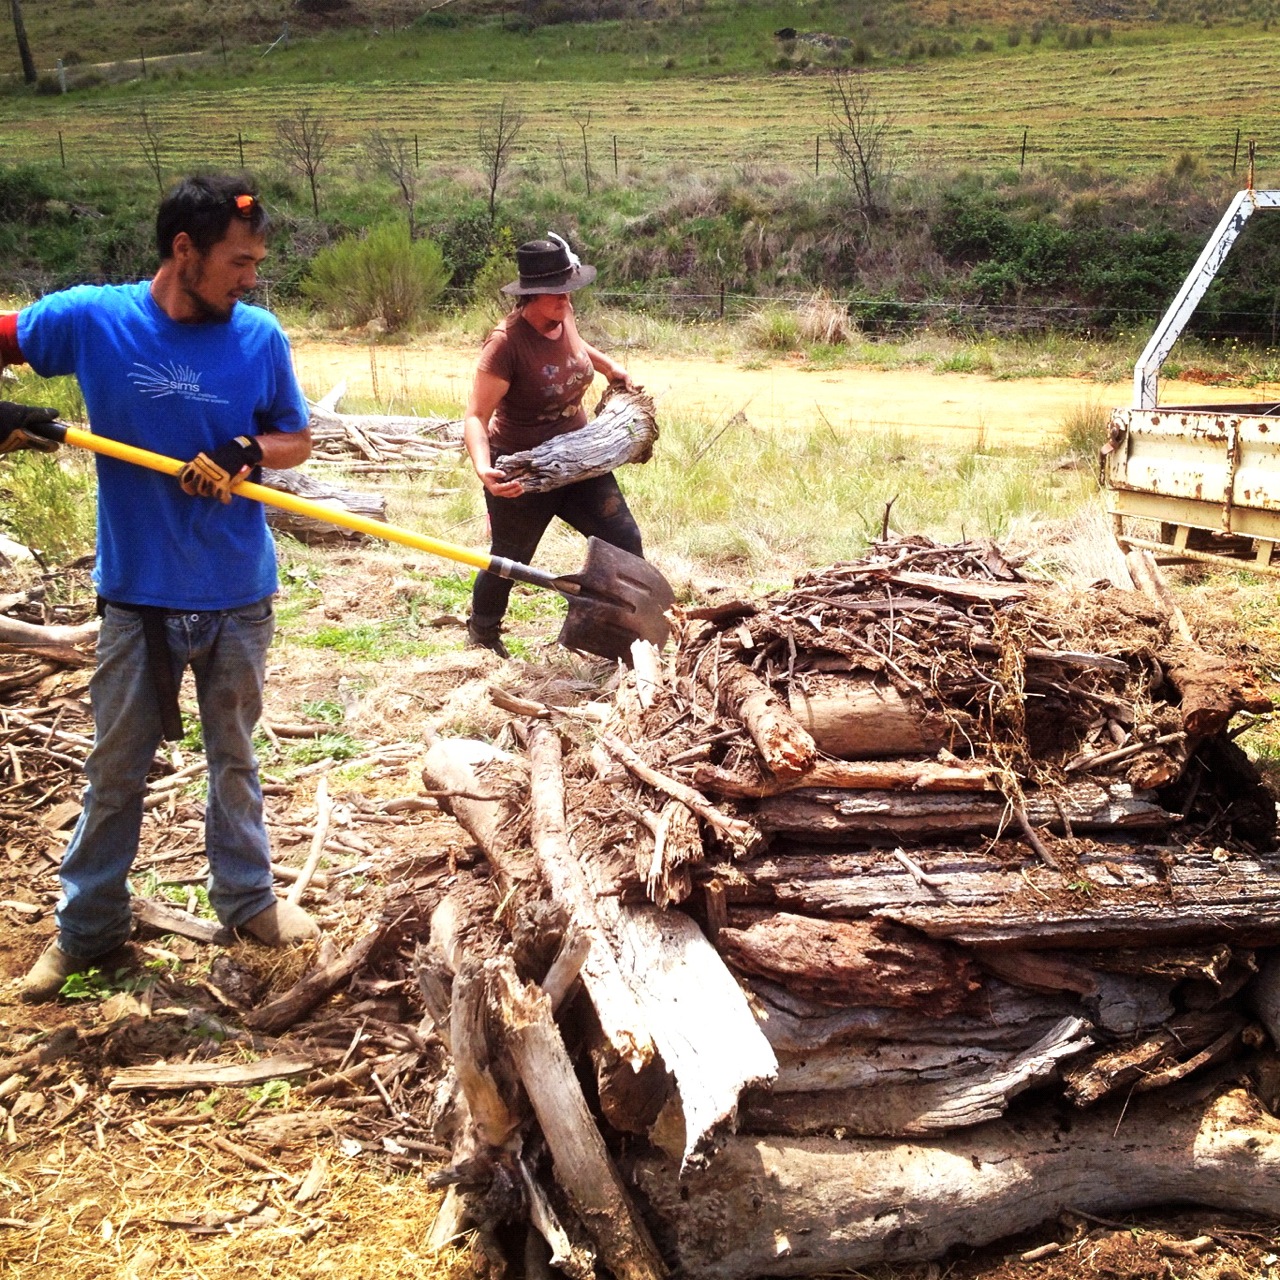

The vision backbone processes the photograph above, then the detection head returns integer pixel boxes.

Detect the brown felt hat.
[501,238,597,296]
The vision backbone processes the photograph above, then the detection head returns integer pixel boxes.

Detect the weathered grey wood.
[452,956,521,1149]
[492,957,669,1280]
[753,781,1178,841]
[110,1054,318,1092]
[527,724,777,1165]
[786,677,953,759]
[878,846,1280,949]
[742,1016,1092,1137]
[496,390,658,494]
[132,895,228,945]
[260,466,389,545]
[627,1089,1280,1280]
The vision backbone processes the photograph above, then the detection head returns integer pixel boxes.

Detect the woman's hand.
[479,466,524,498]
[608,367,643,393]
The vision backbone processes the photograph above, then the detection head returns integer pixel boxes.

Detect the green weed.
[60,966,149,1000]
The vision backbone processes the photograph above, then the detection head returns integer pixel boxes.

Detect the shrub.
[0,451,96,563]
[302,223,448,332]
[747,303,801,350]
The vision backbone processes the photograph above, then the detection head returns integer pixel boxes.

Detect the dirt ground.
[287,337,1257,447]
[3,369,1280,1277]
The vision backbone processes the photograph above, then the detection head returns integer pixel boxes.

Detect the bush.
[747,303,801,350]
[0,450,96,564]
[302,223,448,332]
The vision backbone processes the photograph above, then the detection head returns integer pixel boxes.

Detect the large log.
[748,976,1085,1053]
[527,724,777,1165]
[740,1015,1092,1137]
[878,844,1280,949]
[495,390,658,494]
[715,911,980,1013]
[752,780,1178,841]
[260,466,388,545]
[786,676,954,759]
[1163,647,1274,737]
[628,1089,1280,1279]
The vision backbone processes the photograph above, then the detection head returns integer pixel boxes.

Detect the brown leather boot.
[240,899,320,947]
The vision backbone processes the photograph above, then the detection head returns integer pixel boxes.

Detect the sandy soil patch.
[289,337,1256,448]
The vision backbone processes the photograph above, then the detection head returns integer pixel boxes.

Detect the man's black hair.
[155,173,269,260]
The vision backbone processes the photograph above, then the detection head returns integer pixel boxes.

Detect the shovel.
[30,420,675,663]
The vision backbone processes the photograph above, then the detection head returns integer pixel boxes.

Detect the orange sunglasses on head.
[231,193,258,217]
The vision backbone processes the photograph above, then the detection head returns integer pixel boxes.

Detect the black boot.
[466,620,510,659]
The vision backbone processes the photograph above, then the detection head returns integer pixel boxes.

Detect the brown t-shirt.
[478,309,596,453]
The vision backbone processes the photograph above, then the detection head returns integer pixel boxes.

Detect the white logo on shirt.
[128,361,229,404]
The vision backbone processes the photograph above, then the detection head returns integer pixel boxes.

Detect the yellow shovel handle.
[56,423,493,573]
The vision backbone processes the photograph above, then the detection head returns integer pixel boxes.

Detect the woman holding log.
[463,235,645,658]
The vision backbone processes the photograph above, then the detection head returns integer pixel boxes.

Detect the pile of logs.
[305,382,463,473]
[418,536,1280,1279]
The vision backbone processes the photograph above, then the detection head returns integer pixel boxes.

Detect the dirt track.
[289,337,1254,448]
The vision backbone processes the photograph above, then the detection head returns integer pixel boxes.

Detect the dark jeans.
[470,471,644,631]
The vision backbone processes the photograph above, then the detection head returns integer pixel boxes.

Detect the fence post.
[221,34,228,71]
[415,134,420,167]
[56,58,67,93]
[613,134,618,177]
[719,282,725,318]
[237,131,245,168]
[58,130,65,169]
[1019,127,1028,170]
[814,134,820,176]
[1232,128,1241,176]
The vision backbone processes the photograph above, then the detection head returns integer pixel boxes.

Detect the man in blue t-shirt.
[0,174,321,1002]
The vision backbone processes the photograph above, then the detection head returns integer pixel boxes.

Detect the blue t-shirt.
[18,281,309,610]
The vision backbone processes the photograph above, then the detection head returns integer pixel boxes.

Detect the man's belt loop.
[98,596,184,742]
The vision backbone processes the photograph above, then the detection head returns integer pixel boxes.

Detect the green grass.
[3,8,1278,183]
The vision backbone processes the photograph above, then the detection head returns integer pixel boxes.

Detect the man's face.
[176,219,268,323]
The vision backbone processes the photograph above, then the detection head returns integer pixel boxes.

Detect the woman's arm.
[464,367,524,498]
[581,339,641,392]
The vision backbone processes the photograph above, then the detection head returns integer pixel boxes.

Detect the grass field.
[2,4,1278,185]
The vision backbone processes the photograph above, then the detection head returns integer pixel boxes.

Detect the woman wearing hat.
[463,235,645,657]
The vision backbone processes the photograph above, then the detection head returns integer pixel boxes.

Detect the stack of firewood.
[419,536,1280,1279]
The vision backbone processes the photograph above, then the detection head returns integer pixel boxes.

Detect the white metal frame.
[1132,188,1280,409]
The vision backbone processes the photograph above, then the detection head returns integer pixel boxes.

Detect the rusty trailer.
[1103,188,1280,573]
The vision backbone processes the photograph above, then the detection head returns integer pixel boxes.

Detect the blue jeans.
[55,598,278,959]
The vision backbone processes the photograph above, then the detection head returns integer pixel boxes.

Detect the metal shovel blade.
[555,537,676,662]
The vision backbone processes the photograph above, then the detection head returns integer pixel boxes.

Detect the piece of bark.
[887,570,1028,603]
[627,1089,1280,1280]
[132,896,227,945]
[1063,1010,1245,1106]
[713,663,816,779]
[786,677,953,759]
[244,925,385,1035]
[451,957,521,1149]
[753,781,1177,842]
[110,1054,317,1092]
[973,948,1099,996]
[742,1015,1092,1137]
[1163,647,1274,737]
[529,724,777,1165]
[691,757,998,798]
[491,957,668,1280]
[495,390,658,494]
[0,1024,80,1080]
[716,911,980,1013]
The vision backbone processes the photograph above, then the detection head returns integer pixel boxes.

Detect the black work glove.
[0,401,60,455]
[179,434,263,504]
